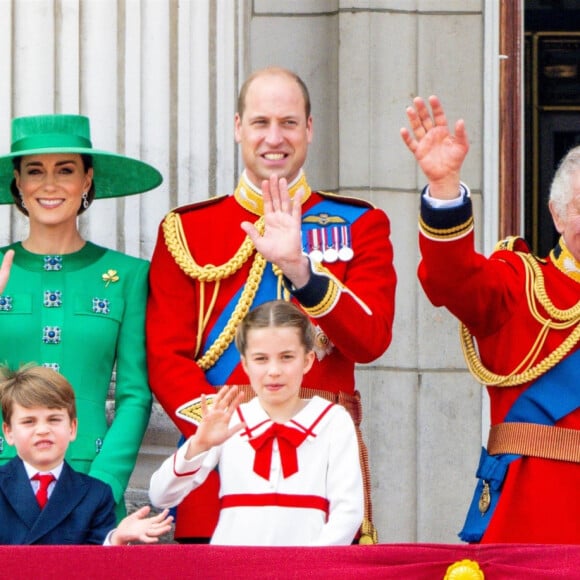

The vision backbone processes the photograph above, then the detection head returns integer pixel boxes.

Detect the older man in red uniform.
[402,95,580,543]
[147,67,396,543]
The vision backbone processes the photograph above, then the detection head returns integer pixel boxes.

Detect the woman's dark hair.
[10,154,95,216]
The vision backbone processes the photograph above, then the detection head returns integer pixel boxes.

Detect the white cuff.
[423,182,470,208]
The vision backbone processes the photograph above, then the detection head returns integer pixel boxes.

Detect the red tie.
[32,473,55,509]
[249,424,309,480]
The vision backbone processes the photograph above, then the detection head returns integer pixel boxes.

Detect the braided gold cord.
[162,211,264,282]
[162,210,267,370]
[194,280,221,358]
[461,253,580,386]
[461,322,580,386]
[196,252,267,370]
[524,253,580,321]
[271,263,292,300]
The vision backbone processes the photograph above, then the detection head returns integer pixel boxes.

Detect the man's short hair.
[237,66,311,120]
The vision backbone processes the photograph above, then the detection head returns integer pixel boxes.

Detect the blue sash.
[204,265,277,385]
[202,198,369,386]
[459,347,580,542]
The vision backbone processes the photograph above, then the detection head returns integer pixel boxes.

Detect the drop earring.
[82,191,89,210]
[19,191,26,209]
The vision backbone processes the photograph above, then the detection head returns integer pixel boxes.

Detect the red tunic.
[419,192,580,543]
[146,173,396,538]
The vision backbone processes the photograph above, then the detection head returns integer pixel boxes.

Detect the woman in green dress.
[0,114,162,519]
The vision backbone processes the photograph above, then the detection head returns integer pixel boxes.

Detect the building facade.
[0,0,496,543]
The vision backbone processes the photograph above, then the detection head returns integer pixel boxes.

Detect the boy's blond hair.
[0,365,77,425]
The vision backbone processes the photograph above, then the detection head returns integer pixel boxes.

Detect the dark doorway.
[525,3,580,257]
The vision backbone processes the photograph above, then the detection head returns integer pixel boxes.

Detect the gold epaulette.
[493,235,531,253]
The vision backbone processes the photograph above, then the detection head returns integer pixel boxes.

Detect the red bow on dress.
[249,423,309,480]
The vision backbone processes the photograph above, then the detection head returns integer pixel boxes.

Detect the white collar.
[23,459,64,480]
[239,395,336,438]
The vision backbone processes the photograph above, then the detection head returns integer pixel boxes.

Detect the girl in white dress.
[149,299,363,546]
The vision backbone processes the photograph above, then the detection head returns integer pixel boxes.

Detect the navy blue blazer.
[0,457,116,544]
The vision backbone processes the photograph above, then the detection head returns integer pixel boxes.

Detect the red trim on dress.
[172,451,201,477]
[221,493,330,517]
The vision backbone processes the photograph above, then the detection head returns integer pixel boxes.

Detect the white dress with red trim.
[149,396,363,546]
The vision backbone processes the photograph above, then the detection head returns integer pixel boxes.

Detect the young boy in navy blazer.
[0,365,172,545]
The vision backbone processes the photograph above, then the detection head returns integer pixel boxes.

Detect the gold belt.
[488,422,580,463]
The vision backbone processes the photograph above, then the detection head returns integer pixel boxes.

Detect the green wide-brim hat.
[0,114,163,204]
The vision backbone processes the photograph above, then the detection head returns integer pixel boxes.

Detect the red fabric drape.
[3,543,580,579]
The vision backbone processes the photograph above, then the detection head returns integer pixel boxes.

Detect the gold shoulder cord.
[461,252,580,387]
[162,211,266,370]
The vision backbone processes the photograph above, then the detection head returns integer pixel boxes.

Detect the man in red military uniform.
[401,95,580,543]
[147,67,396,543]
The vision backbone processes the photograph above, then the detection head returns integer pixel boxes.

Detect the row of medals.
[304,225,354,263]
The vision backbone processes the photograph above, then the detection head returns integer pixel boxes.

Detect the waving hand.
[400,95,469,199]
